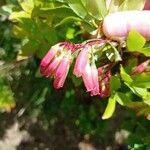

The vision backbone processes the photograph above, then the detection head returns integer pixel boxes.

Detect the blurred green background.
[0,0,150,150]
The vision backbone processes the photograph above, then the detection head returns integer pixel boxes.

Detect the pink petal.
[90,63,100,96]
[73,46,89,77]
[53,61,70,89]
[82,63,94,92]
[55,57,70,78]
[40,45,59,74]
[44,58,61,77]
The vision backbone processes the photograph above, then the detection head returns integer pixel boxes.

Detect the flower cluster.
[40,42,73,89]
[40,40,111,97]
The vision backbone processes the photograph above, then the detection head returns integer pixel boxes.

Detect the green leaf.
[115,92,131,106]
[12,25,29,38]
[120,65,133,84]
[119,0,145,11]
[54,16,81,27]
[21,39,39,56]
[109,0,145,13]
[18,0,34,14]
[131,87,150,100]
[110,75,121,93]
[126,31,150,56]
[113,45,122,62]
[127,30,146,51]
[33,0,55,8]
[102,95,116,119]
[82,21,97,33]
[139,47,150,57]
[37,21,58,44]
[132,72,150,88]
[65,0,89,19]
[36,6,77,19]
[120,64,150,105]
[0,5,13,14]
[85,0,107,20]
[36,41,51,58]
[125,58,137,74]
[15,18,40,39]
[143,93,150,105]
[9,11,31,21]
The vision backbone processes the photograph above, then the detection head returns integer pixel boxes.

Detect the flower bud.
[132,60,150,75]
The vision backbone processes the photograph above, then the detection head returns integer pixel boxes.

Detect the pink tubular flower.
[44,57,61,77]
[53,57,70,89]
[55,57,70,78]
[40,42,73,89]
[90,63,100,96]
[73,46,89,77]
[132,60,150,75]
[73,43,104,96]
[82,63,94,92]
[40,44,59,74]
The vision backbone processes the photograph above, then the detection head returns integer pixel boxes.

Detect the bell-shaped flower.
[53,57,71,89]
[44,57,61,77]
[90,63,100,96]
[55,57,70,78]
[40,42,73,89]
[82,62,94,92]
[40,44,59,75]
[73,46,89,77]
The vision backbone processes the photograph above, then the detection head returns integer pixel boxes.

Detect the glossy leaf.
[115,92,131,106]
[85,0,107,20]
[37,6,77,19]
[139,47,150,57]
[110,75,121,93]
[18,0,34,14]
[9,11,31,21]
[65,0,89,19]
[109,0,145,12]
[127,30,146,51]
[130,87,150,102]
[54,16,81,27]
[15,18,39,39]
[132,72,150,88]
[120,65,133,84]
[102,95,116,119]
